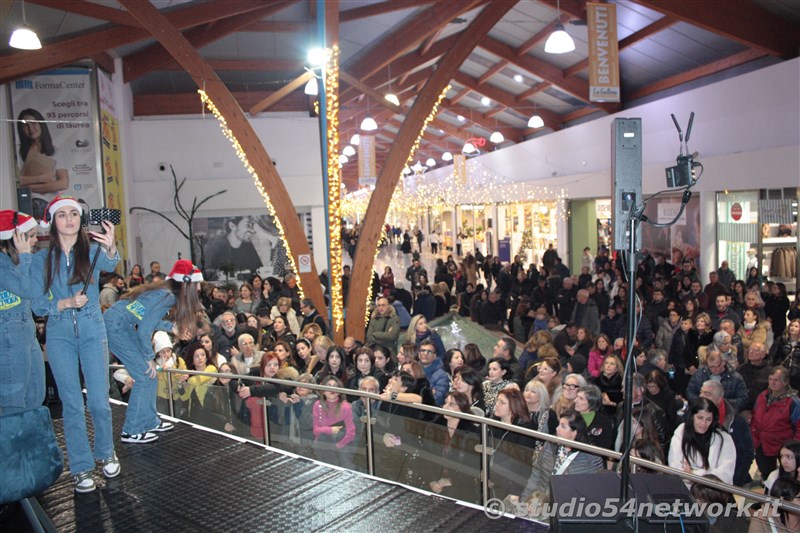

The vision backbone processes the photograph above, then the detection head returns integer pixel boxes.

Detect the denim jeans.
[106,319,159,435]
[0,306,45,409]
[46,304,114,474]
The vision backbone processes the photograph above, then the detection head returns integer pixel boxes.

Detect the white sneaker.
[100,452,121,478]
[150,420,174,433]
[120,431,158,444]
[74,471,96,493]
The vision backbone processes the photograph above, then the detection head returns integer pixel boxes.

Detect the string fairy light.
[198,89,303,297]
[324,45,345,334]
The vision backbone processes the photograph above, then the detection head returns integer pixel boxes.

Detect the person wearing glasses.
[685,349,748,412]
[418,340,450,407]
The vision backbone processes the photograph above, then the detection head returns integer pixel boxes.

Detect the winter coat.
[751,388,800,456]
[365,306,401,346]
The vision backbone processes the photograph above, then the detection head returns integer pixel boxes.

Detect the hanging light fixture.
[544,0,575,54]
[304,78,318,96]
[426,158,436,167]
[350,134,360,146]
[385,93,400,106]
[489,131,505,143]
[527,114,544,128]
[442,152,454,162]
[308,47,327,66]
[339,154,349,164]
[462,142,476,154]
[9,0,41,50]
[412,161,425,173]
[402,166,412,175]
[342,145,356,157]
[480,96,491,106]
[360,115,378,131]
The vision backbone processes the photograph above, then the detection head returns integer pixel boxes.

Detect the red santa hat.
[0,210,38,240]
[167,259,203,283]
[40,195,82,228]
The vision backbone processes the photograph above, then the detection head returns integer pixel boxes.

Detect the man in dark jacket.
[716,261,736,293]
[710,293,741,331]
[299,298,328,335]
[615,373,671,455]
[556,277,577,325]
[686,350,749,412]
[392,282,413,314]
[570,289,600,336]
[419,340,450,406]
[479,290,506,328]
[737,342,772,416]
[405,258,427,287]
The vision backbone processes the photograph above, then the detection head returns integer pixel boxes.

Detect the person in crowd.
[453,367,486,414]
[270,296,300,337]
[214,311,241,360]
[145,261,166,283]
[645,370,681,431]
[573,384,614,451]
[698,379,755,487]
[668,398,736,486]
[98,272,123,310]
[261,315,297,351]
[300,323,323,344]
[656,308,681,352]
[424,391,481,503]
[519,330,552,375]
[379,266,395,297]
[487,388,535,500]
[710,293,741,332]
[313,375,356,468]
[614,373,671,454]
[232,282,256,315]
[198,333,225,369]
[418,339,450,406]
[744,289,768,322]
[491,336,524,387]
[570,289,600,336]
[763,440,800,493]
[462,342,487,374]
[739,308,768,355]
[739,342,773,418]
[482,357,513,417]
[523,379,557,444]
[686,350,749,412]
[229,333,263,375]
[278,273,302,314]
[179,342,219,428]
[346,346,376,391]
[587,333,613,379]
[299,298,327,336]
[30,196,120,493]
[255,278,279,318]
[512,410,604,515]
[443,348,465,382]
[565,326,593,363]
[751,366,800,480]
[125,263,145,288]
[405,314,446,359]
[365,296,401,346]
[104,259,203,444]
[771,318,800,390]
[273,340,299,378]
[594,354,624,417]
[153,331,186,416]
[0,210,43,410]
[532,357,562,398]
[552,373,586,418]
[237,352,290,441]
[668,315,698,396]
[748,478,800,533]
[317,345,349,384]
[698,331,738,369]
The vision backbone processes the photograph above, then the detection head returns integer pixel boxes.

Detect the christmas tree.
[519,228,534,255]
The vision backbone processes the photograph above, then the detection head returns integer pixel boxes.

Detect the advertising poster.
[641,194,701,271]
[192,214,290,282]
[98,70,128,270]
[587,2,621,102]
[9,67,103,221]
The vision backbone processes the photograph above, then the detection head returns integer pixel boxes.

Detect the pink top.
[312,400,355,449]
[588,350,605,378]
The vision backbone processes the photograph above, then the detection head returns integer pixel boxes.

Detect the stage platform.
[3,403,544,532]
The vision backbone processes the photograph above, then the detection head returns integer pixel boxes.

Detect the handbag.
[0,406,64,504]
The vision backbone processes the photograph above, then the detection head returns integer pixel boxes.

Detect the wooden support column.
[118,0,328,320]
[344,0,518,339]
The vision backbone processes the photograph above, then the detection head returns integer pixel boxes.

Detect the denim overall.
[104,288,175,436]
[0,252,44,409]
[31,244,119,475]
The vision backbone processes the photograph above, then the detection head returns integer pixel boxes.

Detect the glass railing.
[114,364,800,525]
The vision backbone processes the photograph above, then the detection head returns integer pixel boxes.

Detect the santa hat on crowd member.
[0,210,38,240]
[152,331,173,355]
[39,195,82,228]
[167,259,203,283]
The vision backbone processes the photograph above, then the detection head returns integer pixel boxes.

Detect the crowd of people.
[2,201,799,526]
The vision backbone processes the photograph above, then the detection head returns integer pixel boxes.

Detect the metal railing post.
[261,399,270,446]
[481,421,489,509]
[365,399,374,476]
[166,370,174,418]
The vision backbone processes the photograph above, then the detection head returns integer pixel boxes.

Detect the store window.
[717,190,759,282]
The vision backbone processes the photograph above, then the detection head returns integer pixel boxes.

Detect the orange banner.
[358,135,377,186]
[587,2,620,102]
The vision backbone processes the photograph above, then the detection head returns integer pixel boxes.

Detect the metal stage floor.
[4,403,544,532]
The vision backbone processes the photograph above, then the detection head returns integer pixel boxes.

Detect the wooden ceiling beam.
[250,71,315,114]
[479,35,619,113]
[564,16,677,77]
[133,91,310,116]
[453,71,562,130]
[118,0,327,323]
[535,0,587,20]
[27,0,141,27]
[441,101,523,142]
[123,1,297,83]
[516,81,552,102]
[90,52,116,74]
[156,58,305,72]
[629,0,800,58]
[340,71,403,114]
[450,87,471,105]
[0,1,270,83]
[629,48,768,100]
[517,13,571,56]
[344,0,483,82]
[477,61,507,85]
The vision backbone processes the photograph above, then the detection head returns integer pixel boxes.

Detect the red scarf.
[717,400,727,423]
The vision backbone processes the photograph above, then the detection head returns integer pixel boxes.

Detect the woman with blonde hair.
[270,296,300,335]
[405,314,446,358]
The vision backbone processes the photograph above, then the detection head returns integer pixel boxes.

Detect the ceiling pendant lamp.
[426,158,436,167]
[544,0,575,54]
[489,131,505,143]
[527,114,544,129]
[360,115,378,131]
[342,145,356,157]
[9,0,41,50]
[442,152,453,162]
[339,154,349,164]
[304,78,318,96]
[462,142,477,154]
[385,93,400,106]
[350,134,360,146]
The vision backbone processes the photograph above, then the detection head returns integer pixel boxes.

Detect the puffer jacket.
[365,306,401,345]
[751,388,800,456]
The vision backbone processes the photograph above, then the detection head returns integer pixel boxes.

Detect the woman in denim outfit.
[104,260,203,444]
[31,196,119,493]
[0,211,44,409]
